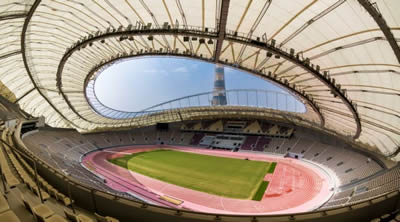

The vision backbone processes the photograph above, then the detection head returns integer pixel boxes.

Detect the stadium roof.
[0,0,399,159]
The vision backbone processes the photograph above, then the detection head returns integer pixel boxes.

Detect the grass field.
[108,149,276,199]
[268,162,277,173]
[253,181,269,201]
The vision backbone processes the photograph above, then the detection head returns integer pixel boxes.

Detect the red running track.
[82,145,334,215]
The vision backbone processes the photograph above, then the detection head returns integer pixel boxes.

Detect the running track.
[82,145,334,215]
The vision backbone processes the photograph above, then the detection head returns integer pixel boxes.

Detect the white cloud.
[142,68,167,76]
[172,66,189,73]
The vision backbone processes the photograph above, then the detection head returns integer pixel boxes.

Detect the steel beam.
[357,0,400,63]
[388,147,400,158]
[0,13,26,21]
[14,87,35,104]
[0,51,21,60]
[21,0,82,129]
[214,0,230,62]
[225,35,361,139]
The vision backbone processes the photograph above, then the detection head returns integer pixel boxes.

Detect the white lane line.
[102,150,132,155]
[219,197,226,211]
[252,201,263,213]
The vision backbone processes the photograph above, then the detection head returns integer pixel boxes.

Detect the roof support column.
[214,0,230,62]
[357,0,400,63]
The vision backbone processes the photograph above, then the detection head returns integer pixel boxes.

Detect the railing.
[86,83,306,120]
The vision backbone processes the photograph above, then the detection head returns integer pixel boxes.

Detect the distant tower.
[211,64,227,105]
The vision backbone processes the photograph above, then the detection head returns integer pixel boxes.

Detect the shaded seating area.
[0,194,20,222]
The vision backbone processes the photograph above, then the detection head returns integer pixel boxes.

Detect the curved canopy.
[0,0,399,159]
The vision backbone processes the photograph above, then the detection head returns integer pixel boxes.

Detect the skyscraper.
[211,64,227,106]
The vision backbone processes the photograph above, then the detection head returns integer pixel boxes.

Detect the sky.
[94,57,300,112]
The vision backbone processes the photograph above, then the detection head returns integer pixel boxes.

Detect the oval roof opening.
[86,57,306,118]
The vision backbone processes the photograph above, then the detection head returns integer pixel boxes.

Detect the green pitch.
[108,149,275,199]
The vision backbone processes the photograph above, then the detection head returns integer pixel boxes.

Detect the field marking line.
[219,197,226,211]
[102,150,132,155]
[252,201,263,213]
[160,181,172,193]
[280,164,287,191]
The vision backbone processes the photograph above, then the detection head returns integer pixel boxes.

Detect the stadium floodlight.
[183,36,189,42]
[323,71,329,79]
[270,39,276,47]
[266,52,273,57]
[207,39,213,44]
[162,22,168,29]
[199,39,205,44]
[331,90,338,98]
[290,48,295,56]
[304,58,310,65]
[147,35,154,41]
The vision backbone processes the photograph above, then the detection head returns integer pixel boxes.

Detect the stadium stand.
[189,133,205,146]
[206,120,224,132]
[179,132,194,145]
[254,137,271,152]
[224,120,248,133]
[199,135,215,147]
[0,130,100,222]
[210,134,245,150]
[241,136,258,151]
[0,109,395,222]
[243,121,262,134]
[18,123,394,212]
[1,0,400,220]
